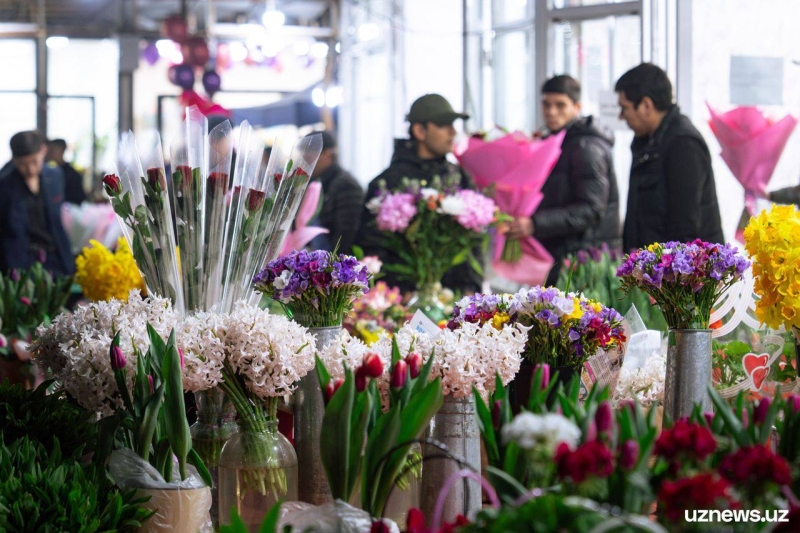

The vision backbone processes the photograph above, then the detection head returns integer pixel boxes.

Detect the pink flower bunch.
[456,189,497,232]
[376,192,417,232]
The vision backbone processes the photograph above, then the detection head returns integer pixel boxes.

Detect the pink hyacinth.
[376,192,418,232]
[455,189,496,232]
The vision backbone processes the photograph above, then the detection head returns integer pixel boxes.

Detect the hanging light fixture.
[262,0,285,31]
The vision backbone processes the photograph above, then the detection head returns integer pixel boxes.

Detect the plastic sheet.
[109,449,212,533]
[278,500,400,533]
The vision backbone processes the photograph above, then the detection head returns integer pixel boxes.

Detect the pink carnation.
[376,192,418,232]
[456,189,496,232]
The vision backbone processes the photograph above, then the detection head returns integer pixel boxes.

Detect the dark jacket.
[357,138,482,294]
[310,163,364,254]
[623,105,724,252]
[60,163,88,205]
[533,116,621,284]
[771,185,800,206]
[0,166,75,276]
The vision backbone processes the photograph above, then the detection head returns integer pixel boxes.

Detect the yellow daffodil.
[75,238,145,302]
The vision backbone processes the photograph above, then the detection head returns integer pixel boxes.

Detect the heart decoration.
[743,352,770,390]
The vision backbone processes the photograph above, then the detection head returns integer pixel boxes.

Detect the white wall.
[691,0,800,242]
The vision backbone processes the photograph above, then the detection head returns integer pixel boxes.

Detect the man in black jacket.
[506,75,620,286]
[307,131,364,254]
[615,63,724,251]
[46,139,87,205]
[357,94,482,293]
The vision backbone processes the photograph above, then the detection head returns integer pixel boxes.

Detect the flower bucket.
[136,486,212,533]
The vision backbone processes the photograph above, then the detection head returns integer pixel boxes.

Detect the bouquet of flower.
[32,290,180,417]
[1,263,72,362]
[315,336,443,518]
[75,238,146,302]
[253,249,372,327]
[744,205,800,340]
[556,245,667,331]
[366,175,499,288]
[178,302,316,498]
[616,240,750,330]
[344,281,409,344]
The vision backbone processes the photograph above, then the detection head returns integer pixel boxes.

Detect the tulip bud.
[370,520,390,533]
[102,173,122,194]
[333,378,345,393]
[19,297,31,306]
[586,420,597,442]
[391,360,408,389]
[405,351,422,379]
[619,440,640,470]
[787,394,800,414]
[178,348,185,369]
[534,363,550,390]
[147,374,154,395]
[10,269,20,282]
[754,398,772,425]
[406,508,425,530]
[703,412,714,427]
[0,334,7,349]
[492,400,502,430]
[595,401,614,435]
[246,188,267,211]
[35,248,47,264]
[741,408,749,429]
[355,366,368,392]
[323,382,336,402]
[363,352,384,378]
[146,167,166,193]
[111,345,127,370]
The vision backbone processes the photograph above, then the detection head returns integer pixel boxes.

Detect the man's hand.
[505,217,534,239]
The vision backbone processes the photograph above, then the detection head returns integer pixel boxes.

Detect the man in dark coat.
[615,63,724,251]
[506,75,621,286]
[357,94,482,294]
[46,138,87,205]
[0,130,74,276]
[307,131,364,255]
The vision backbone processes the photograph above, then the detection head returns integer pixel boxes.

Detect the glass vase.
[218,419,298,532]
[407,282,447,323]
[190,388,237,529]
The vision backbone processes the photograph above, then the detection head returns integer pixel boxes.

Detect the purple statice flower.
[376,192,418,232]
[455,189,496,232]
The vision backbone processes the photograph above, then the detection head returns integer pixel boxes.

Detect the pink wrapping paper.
[281,181,328,254]
[455,130,565,285]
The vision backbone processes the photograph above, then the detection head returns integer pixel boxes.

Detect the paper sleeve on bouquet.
[455,130,565,285]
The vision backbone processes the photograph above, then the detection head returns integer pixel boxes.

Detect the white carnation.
[501,412,581,452]
[437,195,465,217]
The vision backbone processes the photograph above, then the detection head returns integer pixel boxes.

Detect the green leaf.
[187,448,213,488]
[391,336,402,365]
[361,407,401,515]
[467,252,484,276]
[135,383,164,461]
[258,501,283,533]
[473,386,499,464]
[346,390,372,497]
[351,245,364,260]
[161,331,192,480]
[320,366,355,500]
[219,507,248,533]
[315,355,331,391]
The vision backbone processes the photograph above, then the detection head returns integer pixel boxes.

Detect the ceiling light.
[262,10,285,31]
[46,36,69,49]
[312,87,326,107]
[357,23,379,42]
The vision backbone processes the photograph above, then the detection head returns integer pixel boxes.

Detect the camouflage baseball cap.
[406,94,469,126]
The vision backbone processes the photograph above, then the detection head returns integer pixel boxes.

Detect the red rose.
[556,440,614,483]
[177,165,193,189]
[208,172,228,192]
[146,167,167,193]
[246,188,267,211]
[658,473,734,522]
[102,173,122,194]
[719,445,791,487]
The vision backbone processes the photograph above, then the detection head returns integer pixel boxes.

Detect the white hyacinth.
[32,290,180,417]
[501,412,581,452]
[317,329,379,380]
[177,311,228,392]
[614,352,666,408]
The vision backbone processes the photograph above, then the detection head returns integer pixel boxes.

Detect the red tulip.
[619,440,640,470]
[787,394,800,414]
[391,360,408,389]
[102,173,122,194]
[595,401,614,435]
[147,374,154,395]
[754,398,771,425]
[111,345,127,370]
[405,351,422,379]
[534,363,550,390]
[406,508,426,533]
[355,366,368,392]
[362,352,384,378]
[19,297,31,306]
[178,348,185,368]
[370,521,390,533]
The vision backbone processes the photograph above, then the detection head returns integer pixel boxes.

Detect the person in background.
[615,63,724,251]
[0,131,74,276]
[357,93,482,294]
[505,75,620,285]
[306,131,363,254]
[768,183,800,206]
[46,139,87,205]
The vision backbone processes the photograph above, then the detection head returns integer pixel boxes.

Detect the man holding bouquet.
[505,75,621,285]
[357,93,482,294]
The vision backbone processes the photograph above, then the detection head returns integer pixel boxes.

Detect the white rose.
[438,195,465,216]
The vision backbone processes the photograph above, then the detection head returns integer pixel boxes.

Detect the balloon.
[163,15,189,43]
[216,43,232,71]
[202,70,222,96]
[142,42,159,65]
[183,37,210,68]
[168,63,195,90]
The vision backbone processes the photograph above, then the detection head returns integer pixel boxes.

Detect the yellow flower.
[75,238,145,302]
[567,297,584,320]
[647,243,661,252]
[492,312,511,330]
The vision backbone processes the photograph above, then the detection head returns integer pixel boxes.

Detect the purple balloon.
[142,42,159,66]
[202,70,221,95]
[168,63,195,90]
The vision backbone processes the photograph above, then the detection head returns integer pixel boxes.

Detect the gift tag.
[409,310,442,340]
